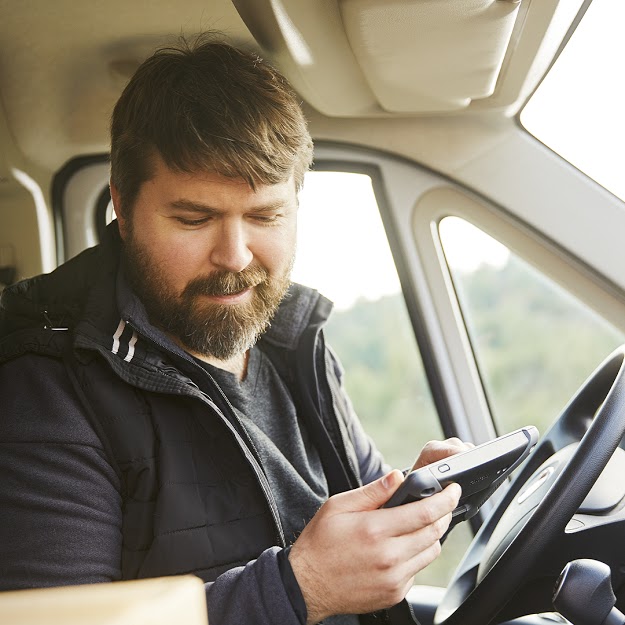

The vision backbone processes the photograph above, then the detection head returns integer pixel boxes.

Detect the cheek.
[255,230,297,273]
[134,225,207,287]
[168,240,219,290]
[161,249,203,284]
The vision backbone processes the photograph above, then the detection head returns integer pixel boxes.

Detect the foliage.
[324,295,442,471]
[453,256,624,435]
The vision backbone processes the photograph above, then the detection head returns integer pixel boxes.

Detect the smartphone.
[383,426,539,524]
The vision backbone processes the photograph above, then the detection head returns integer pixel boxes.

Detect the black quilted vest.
[65,350,283,581]
[62,312,360,582]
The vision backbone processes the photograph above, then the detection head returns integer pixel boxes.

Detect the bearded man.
[0,37,464,625]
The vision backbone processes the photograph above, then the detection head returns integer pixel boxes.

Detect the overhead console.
[233,0,584,116]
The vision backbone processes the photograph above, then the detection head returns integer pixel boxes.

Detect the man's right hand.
[288,470,461,624]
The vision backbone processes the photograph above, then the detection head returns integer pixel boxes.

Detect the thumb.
[333,470,405,512]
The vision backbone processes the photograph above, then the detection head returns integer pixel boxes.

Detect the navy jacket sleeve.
[206,546,306,625]
[0,354,123,588]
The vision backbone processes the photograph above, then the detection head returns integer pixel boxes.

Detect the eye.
[174,216,211,227]
[251,214,279,224]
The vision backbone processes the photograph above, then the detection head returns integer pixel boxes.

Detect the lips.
[201,286,253,304]
[184,272,265,299]
[215,283,259,297]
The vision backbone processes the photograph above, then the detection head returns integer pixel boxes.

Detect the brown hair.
[110,35,313,216]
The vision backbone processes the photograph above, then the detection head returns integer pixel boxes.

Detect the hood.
[0,226,120,338]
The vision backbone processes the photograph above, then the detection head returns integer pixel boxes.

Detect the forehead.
[143,153,298,209]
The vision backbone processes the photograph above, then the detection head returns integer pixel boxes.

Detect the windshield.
[521,0,625,202]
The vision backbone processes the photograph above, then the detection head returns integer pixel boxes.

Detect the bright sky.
[291,172,402,310]
[292,0,618,311]
[522,0,624,203]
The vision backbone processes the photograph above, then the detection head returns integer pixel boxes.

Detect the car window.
[439,216,625,435]
[521,0,625,203]
[295,171,443,465]
[295,170,472,586]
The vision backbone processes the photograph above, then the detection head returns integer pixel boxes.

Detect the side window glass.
[295,171,442,466]
[439,216,625,435]
[295,171,471,586]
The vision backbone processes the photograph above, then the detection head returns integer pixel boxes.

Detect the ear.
[109,182,128,240]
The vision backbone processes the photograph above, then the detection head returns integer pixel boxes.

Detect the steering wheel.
[434,346,625,625]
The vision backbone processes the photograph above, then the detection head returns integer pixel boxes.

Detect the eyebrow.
[167,199,290,215]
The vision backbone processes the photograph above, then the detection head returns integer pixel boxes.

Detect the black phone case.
[383,426,539,527]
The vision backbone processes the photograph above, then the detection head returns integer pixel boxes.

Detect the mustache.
[182,265,269,298]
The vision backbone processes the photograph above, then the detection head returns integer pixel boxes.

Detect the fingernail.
[382,473,392,489]
[382,470,402,489]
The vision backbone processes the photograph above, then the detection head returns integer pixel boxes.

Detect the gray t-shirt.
[202,346,360,625]
[203,345,328,544]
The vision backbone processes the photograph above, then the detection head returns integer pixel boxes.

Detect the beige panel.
[340,0,520,113]
[0,575,208,625]
[233,0,380,116]
[0,182,42,282]
[0,0,251,171]
[235,0,578,118]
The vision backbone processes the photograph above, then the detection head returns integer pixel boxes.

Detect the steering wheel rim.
[434,346,625,625]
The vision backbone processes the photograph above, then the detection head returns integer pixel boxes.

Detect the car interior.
[1,0,625,623]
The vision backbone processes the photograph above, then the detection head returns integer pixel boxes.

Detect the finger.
[413,438,473,469]
[427,437,471,456]
[396,510,453,554]
[376,483,461,537]
[376,528,449,598]
[453,438,475,449]
[401,537,446,580]
[330,470,405,513]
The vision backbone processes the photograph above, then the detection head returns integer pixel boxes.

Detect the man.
[0,37,464,624]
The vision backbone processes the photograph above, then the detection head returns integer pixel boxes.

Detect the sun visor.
[340,0,519,113]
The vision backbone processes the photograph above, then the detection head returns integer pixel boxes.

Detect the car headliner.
[0,0,583,175]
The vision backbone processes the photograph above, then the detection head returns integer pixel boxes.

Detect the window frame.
[412,184,625,438]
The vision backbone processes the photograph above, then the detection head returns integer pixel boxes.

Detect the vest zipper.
[123,320,287,548]
[196,376,287,548]
[318,332,361,485]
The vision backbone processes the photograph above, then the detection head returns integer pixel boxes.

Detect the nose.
[209,220,253,273]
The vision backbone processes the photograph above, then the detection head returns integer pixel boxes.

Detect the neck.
[192,349,249,381]
[164,330,250,380]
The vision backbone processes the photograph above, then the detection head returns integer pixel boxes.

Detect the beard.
[121,233,292,360]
